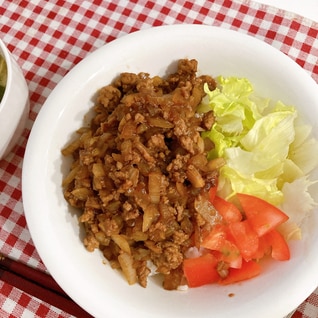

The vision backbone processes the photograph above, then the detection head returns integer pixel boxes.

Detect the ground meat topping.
[62,59,222,289]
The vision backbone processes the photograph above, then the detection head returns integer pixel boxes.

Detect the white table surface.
[253,0,318,22]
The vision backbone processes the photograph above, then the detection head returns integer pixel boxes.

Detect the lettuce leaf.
[199,76,269,158]
[288,118,318,175]
[281,176,318,225]
[199,76,318,229]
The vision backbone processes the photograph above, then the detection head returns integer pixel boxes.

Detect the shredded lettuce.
[199,76,318,235]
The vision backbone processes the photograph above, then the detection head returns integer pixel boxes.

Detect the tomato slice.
[201,224,227,250]
[213,196,242,223]
[211,239,242,269]
[202,224,242,269]
[264,229,290,261]
[251,234,272,260]
[237,193,289,236]
[228,220,259,261]
[183,253,219,287]
[219,260,261,285]
[214,249,243,269]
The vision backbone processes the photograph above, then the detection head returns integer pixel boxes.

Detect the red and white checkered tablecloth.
[0,0,318,317]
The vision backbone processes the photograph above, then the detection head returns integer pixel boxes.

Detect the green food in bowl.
[0,54,7,101]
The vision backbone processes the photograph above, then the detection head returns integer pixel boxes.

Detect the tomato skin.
[219,260,261,285]
[228,220,259,261]
[201,224,227,250]
[251,234,271,260]
[264,229,290,261]
[213,196,242,223]
[202,224,242,268]
[183,253,219,287]
[237,193,289,236]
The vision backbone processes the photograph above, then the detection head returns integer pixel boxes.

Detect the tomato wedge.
[201,224,227,250]
[264,229,290,261]
[219,260,261,285]
[251,234,271,260]
[237,193,289,236]
[202,224,242,268]
[213,196,242,223]
[183,253,219,287]
[228,220,259,261]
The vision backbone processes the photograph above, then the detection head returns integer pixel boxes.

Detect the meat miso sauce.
[61,59,231,290]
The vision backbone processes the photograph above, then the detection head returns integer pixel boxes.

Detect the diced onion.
[142,203,159,232]
[118,252,137,285]
[186,165,205,188]
[111,234,131,254]
[71,187,92,200]
[206,157,226,171]
[148,171,162,204]
[147,117,174,128]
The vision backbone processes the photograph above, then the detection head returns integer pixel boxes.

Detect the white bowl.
[0,39,29,160]
[22,25,318,318]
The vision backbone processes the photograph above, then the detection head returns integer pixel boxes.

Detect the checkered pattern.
[0,0,317,317]
[0,281,73,318]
